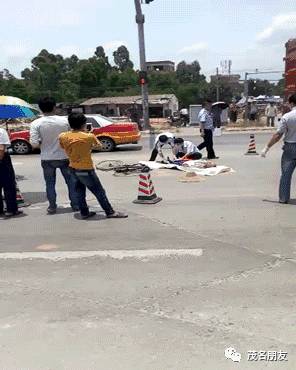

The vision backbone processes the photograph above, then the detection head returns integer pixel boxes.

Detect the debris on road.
[139,160,234,177]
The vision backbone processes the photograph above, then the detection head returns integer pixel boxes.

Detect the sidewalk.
[141,126,276,137]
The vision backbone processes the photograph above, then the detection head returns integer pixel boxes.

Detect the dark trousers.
[279,143,296,203]
[41,159,78,209]
[198,129,216,159]
[70,169,114,217]
[176,152,202,160]
[267,116,275,127]
[149,147,159,161]
[0,153,18,214]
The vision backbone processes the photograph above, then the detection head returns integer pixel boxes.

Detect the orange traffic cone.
[245,133,259,155]
[15,182,30,208]
[133,170,162,204]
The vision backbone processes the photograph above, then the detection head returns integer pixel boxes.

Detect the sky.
[2,0,296,80]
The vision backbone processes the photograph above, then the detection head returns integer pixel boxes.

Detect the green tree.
[94,46,110,69]
[272,78,285,96]
[113,46,134,71]
[176,61,205,84]
[248,79,273,96]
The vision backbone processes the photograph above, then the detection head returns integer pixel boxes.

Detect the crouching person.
[59,113,127,220]
[173,138,202,160]
[149,132,175,161]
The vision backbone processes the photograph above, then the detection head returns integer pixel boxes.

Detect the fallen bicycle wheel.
[96,160,124,171]
[113,164,146,177]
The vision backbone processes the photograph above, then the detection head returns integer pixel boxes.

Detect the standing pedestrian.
[229,103,238,123]
[261,94,296,204]
[30,97,79,214]
[265,102,278,127]
[0,127,23,217]
[249,102,258,121]
[197,100,219,159]
[59,113,127,220]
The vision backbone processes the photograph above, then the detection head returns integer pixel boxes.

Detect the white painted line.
[0,249,203,261]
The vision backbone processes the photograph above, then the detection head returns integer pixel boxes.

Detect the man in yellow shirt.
[59,113,127,219]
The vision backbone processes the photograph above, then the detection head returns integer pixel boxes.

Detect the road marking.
[0,249,203,261]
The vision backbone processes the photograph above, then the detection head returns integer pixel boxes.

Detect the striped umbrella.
[0,96,40,119]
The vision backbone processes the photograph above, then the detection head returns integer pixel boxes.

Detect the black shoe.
[71,207,80,212]
[208,156,219,160]
[81,211,96,220]
[47,207,57,215]
[4,210,24,218]
[107,211,128,219]
[279,200,288,204]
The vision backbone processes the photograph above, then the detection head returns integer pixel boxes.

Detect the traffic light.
[139,71,148,85]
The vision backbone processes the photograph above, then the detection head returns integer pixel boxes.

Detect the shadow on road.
[74,213,106,221]
[115,145,143,152]
[263,198,296,205]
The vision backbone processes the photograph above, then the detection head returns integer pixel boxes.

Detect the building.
[146,61,175,72]
[81,94,179,118]
[284,39,296,98]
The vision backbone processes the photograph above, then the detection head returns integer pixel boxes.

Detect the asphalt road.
[0,132,295,369]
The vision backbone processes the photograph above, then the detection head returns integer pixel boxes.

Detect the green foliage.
[113,45,134,71]
[0,46,284,107]
[248,79,274,96]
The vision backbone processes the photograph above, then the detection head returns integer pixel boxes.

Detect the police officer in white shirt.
[173,138,202,160]
[261,94,296,203]
[197,99,218,159]
[0,128,22,217]
[149,132,175,161]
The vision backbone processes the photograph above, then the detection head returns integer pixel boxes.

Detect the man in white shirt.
[149,132,175,161]
[261,94,296,203]
[265,103,278,127]
[197,100,218,159]
[30,97,78,214]
[173,138,202,160]
[0,128,22,217]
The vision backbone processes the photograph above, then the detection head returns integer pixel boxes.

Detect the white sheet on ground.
[139,160,234,176]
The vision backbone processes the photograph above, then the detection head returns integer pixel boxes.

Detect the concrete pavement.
[0,132,295,369]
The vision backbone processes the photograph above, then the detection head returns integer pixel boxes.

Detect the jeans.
[41,159,78,209]
[70,169,114,216]
[198,129,216,159]
[279,143,296,203]
[0,153,18,214]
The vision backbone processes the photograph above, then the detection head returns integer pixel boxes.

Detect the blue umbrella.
[0,96,40,119]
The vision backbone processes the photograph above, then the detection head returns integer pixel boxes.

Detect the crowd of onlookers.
[0,97,128,219]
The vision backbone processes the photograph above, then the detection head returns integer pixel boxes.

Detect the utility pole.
[134,0,150,132]
[244,72,249,122]
[244,72,249,99]
[216,67,220,101]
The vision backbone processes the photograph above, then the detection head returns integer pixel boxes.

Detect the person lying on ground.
[59,113,128,220]
[173,138,202,160]
[149,132,175,161]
